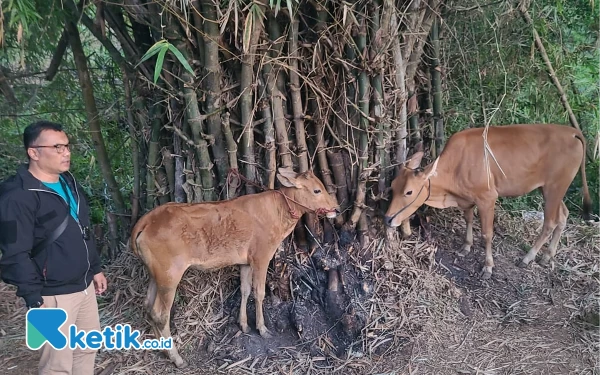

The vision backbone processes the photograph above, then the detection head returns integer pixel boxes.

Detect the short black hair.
[23,120,64,150]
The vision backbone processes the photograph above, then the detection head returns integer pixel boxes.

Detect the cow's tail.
[574,132,592,221]
[129,219,148,258]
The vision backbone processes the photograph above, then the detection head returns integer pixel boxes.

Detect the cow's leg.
[457,206,475,257]
[238,265,252,334]
[519,188,562,268]
[252,262,272,338]
[144,277,157,312]
[149,268,187,368]
[539,201,568,267]
[478,200,496,279]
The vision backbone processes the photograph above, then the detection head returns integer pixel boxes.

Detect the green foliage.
[0,9,132,227]
[2,0,42,41]
[443,0,599,217]
[136,39,195,84]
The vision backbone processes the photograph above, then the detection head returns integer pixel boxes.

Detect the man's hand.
[93,272,107,295]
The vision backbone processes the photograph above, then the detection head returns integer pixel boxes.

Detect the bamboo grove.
[60,0,444,250]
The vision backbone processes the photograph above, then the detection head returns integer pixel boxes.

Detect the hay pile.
[0,206,597,375]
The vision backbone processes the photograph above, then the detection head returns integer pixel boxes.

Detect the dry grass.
[0,206,598,375]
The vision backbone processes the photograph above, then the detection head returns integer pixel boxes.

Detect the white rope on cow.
[481,18,508,189]
[482,125,507,190]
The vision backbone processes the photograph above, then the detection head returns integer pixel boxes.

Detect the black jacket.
[0,164,101,307]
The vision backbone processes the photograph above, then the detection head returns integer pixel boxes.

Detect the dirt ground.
[0,206,598,375]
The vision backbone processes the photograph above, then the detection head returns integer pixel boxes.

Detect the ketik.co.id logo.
[26,308,172,350]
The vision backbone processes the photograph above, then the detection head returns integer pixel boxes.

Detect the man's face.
[28,130,71,174]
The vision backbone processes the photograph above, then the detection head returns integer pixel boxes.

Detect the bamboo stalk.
[258,74,277,189]
[369,0,388,200]
[221,112,238,171]
[342,28,360,202]
[389,10,408,165]
[201,0,228,186]
[162,66,186,204]
[288,16,309,172]
[169,35,216,200]
[145,99,162,210]
[173,123,186,203]
[162,64,180,203]
[133,87,148,209]
[161,147,175,202]
[328,150,350,220]
[430,16,444,158]
[240,4,266,194]
[348,13,371,228]
[265,13,293,168]
[191,0,205,67]
[348,165,377,227]
[314,110,343,227]
[156,161,170,205]
[221,111,240,198]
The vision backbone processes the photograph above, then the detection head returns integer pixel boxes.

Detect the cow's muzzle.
[384,180,431,228]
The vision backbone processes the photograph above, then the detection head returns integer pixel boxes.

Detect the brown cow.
[384,124,592,279]
[130,168,339,368]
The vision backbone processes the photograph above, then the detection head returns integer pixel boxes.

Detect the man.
[0,120,107,374]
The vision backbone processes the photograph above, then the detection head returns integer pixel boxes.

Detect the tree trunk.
[65,20,126,216]
[122,69,140,226]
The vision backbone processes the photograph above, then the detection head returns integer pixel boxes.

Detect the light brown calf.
[130,168,339,368]
[384,124,592,279]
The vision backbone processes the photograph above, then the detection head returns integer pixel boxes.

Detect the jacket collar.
[16,164,76,191]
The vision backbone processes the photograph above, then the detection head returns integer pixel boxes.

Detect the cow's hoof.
[516,260,529,268]
[259,327,273,339]
[457,245,471,257]
[480,270,492,280]
[240,323,250,334]
[174,358,188,369]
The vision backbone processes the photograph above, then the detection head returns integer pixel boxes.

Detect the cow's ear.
[424,157,439,180]
[278,167,298,179]
[405,151,424,170]
[277,167,300,188]
[277,174,299,188]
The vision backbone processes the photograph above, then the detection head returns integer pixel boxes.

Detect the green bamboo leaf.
[167,44,195,77]
[275,0,281,16]
[286,0,293,19]
[253,3,265,25]
[136,40,167,67]
[153,45,168,84]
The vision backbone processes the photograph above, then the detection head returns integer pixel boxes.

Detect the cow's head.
[277,167,339,219]
[384,151,439,227]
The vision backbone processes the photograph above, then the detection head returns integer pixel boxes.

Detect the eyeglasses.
[31,144,71,153]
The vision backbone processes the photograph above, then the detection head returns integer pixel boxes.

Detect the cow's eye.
[405,190,413,196]
[314,189,321,194]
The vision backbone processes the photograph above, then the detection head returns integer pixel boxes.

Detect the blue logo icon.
[25,307,173,351]
[26,308,68,350]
